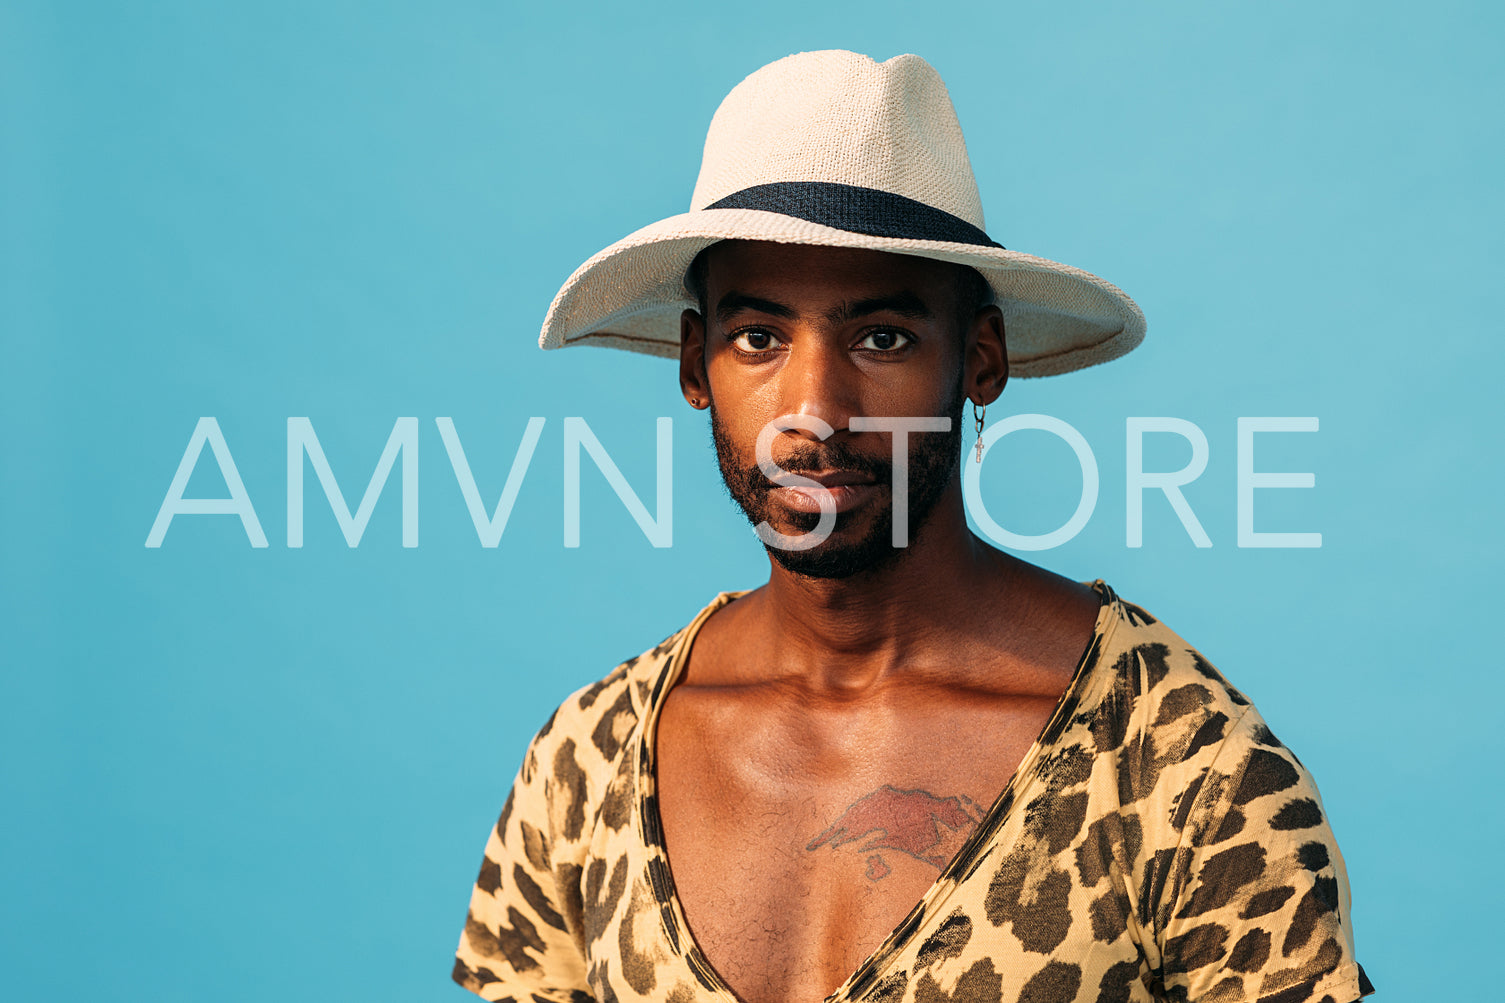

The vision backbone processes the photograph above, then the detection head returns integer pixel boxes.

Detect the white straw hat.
[539,50,1145,377]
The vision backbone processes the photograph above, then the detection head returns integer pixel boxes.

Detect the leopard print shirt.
[453,582,1374,1003]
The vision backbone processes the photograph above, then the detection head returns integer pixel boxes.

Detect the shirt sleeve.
[1155,708,1374,1003]
[452,710,596,1003]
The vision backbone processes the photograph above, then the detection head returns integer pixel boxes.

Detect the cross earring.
[973,400,986,463]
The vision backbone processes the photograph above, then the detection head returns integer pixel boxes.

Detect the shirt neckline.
[633,580,1123,1003]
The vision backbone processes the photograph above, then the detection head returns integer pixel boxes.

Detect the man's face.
[681,241,1000,578]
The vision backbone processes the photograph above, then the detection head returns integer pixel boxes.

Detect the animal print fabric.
[453,582,1373,1003]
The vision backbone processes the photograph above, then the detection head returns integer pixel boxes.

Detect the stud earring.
[972,400,986,463]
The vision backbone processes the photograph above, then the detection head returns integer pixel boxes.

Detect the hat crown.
[689,50,986,230]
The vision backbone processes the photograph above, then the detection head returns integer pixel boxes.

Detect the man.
[453,51,1372,1003]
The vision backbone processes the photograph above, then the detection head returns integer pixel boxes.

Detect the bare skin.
[657,241,1104,1003]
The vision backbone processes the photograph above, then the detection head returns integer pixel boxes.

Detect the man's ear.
[679,308,711,409]
[965,305,1008,407]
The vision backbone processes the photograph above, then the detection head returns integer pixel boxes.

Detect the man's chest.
[653,688,1065,1003]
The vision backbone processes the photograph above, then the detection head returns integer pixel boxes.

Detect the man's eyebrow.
[715,292,796,322]
[825,291,934,324]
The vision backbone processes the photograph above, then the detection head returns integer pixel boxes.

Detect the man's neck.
[742,489,1057,697]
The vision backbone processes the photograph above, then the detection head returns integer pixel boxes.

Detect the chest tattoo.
[805,784,985,880]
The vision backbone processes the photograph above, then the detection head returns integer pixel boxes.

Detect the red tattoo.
[807,785,983,879]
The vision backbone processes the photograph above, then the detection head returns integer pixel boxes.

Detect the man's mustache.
[756,438,892,483]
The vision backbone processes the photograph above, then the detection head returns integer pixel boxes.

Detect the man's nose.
[778,339,860,438]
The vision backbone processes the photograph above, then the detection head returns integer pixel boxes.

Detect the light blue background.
[3,1,1500,999]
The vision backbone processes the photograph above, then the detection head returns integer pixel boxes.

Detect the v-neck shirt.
[453,582,1373,1003]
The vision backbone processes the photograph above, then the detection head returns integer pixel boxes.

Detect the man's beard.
[709,386,966,579]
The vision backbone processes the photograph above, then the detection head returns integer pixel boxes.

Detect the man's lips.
[768,468,878,488]
[766,468,882,514]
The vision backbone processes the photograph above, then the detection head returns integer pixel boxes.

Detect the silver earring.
[973,400,986,463]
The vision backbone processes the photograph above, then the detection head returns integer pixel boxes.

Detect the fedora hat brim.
[538,207,1145,378]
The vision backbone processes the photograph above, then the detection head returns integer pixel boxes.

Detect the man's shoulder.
[520,596,731,777]
[527,636,669,765]
[1079,586,1263,766]
[1080,587,1330,845]
[1100,586,1253,709]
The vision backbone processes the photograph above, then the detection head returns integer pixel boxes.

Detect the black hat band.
[704,181,1004,249]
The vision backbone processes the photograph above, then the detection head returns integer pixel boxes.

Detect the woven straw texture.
[538,51,1145,378]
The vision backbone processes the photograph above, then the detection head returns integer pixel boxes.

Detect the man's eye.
[856,329,913,352]
[730,329,779,353]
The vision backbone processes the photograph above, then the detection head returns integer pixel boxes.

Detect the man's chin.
[764,532,906,579]
[757,508,904,580]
